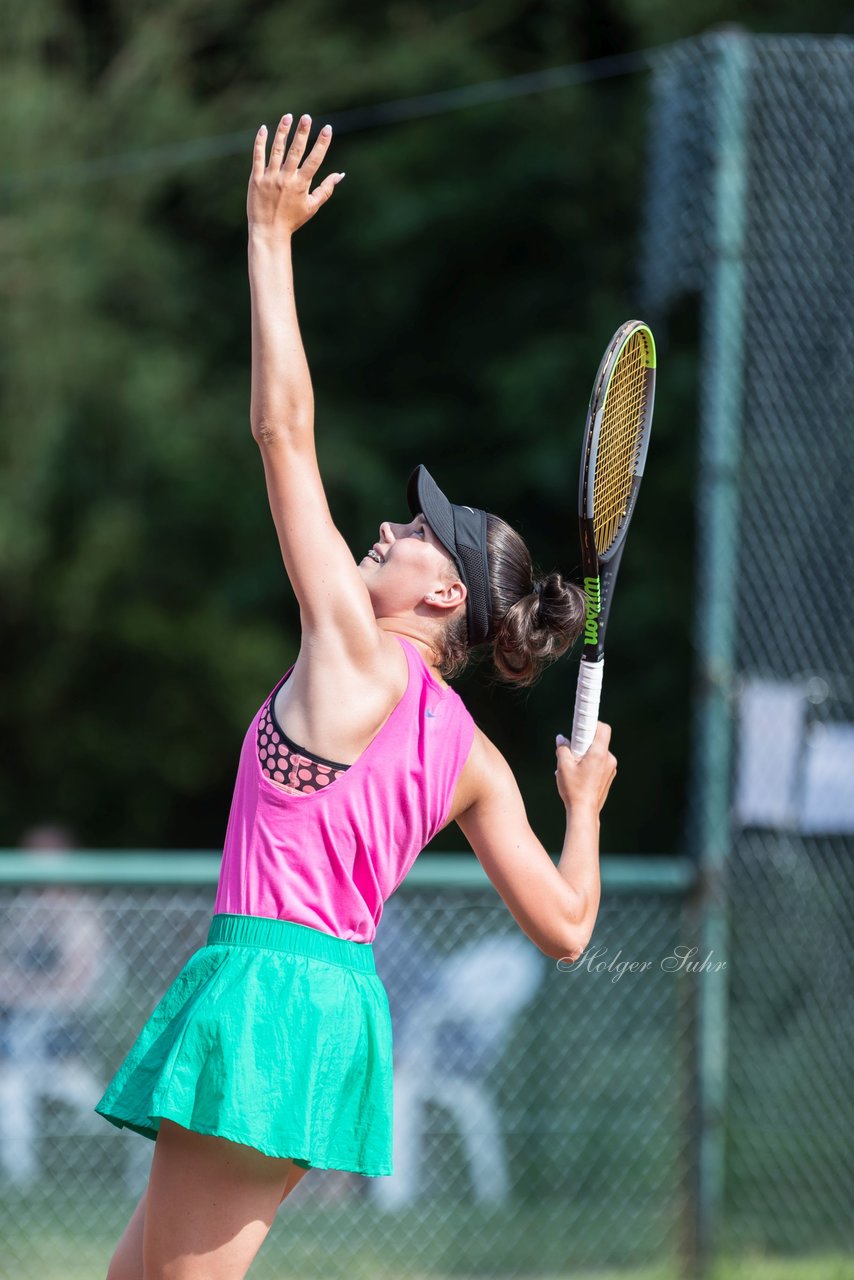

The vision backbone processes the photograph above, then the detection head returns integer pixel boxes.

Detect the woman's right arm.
[453,722,617,961]
[247,116,382,664]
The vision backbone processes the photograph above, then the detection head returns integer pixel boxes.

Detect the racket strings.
[592,332,650,552]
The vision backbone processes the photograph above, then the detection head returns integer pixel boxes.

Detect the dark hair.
[434,514,586,685]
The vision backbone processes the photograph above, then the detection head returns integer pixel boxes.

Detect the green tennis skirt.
[94,913,394,1176]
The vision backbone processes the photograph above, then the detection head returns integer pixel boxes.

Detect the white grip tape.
[570,658,604,757]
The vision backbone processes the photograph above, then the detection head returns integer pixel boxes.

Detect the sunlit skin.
[356,513,466,659]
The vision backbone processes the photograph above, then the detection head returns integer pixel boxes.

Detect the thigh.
[106,1142,310,1280]
[142,1119,298,1280]
[106,1187,147,1280]
[280,1159,311,1203]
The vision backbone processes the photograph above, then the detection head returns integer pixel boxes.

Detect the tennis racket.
[570,320,656,757]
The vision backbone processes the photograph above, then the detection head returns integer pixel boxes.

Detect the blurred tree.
[1,0,851,850]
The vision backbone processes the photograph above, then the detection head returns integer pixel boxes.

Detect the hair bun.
[533,579,546,623]
[493,569,586,685]
[430,512,587,686]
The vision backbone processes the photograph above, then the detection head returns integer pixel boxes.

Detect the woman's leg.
[143,1119,296,1280]
[105,1122,311,1280]
[279,1158,312,1203]
[106,1187,147,1280]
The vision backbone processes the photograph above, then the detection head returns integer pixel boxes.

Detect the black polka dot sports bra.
[256,677,351,795]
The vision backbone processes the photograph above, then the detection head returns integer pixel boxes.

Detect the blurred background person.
[0,822,109,1187]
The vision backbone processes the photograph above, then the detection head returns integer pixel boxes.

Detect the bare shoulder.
[277,628,410,763]
[447,724,518,823]
[295,619,406,679]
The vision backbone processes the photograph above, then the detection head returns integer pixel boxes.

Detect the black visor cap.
[406,465,493,646]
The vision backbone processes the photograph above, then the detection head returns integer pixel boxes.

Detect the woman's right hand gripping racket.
[570,320,656,757]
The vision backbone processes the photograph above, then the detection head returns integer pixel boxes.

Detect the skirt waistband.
[206,913,376,975]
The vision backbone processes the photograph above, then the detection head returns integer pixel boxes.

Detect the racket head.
[577,320,656,660]
[579,320,656,560]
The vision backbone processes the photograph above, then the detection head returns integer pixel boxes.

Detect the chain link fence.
[0,859,696,1279]
[642,30,854,1267]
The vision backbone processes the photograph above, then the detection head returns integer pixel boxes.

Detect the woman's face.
[358,513,461,618]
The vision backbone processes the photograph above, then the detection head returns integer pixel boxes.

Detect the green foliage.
[2,0,850,848]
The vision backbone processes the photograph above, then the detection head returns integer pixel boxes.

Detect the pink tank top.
[213,636,476,942]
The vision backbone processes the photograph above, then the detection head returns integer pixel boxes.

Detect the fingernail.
[334,172,346,183]
[259,124,267,134]
[321,124,332,135]
[556,733,569,746]
[283,113,292,122]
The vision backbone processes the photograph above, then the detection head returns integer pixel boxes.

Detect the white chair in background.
[371,933,544,1211]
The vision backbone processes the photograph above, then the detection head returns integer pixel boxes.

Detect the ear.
[424,579,466,612]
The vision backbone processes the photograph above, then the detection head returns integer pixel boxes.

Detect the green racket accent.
[583,576,602,646]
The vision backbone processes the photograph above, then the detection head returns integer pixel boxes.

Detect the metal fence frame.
[0,851,693,893]
[642,30,854,1278]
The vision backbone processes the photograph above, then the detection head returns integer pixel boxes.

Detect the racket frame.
[571,320,656,755]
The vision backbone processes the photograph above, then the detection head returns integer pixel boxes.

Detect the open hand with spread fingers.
[247,112,345,238]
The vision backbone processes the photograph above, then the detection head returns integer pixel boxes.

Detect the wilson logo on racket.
[583,576,602,645]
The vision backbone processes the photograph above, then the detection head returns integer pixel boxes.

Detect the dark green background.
[2,0,850,853]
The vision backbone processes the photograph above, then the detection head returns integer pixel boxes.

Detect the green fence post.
[690,28,750,1279]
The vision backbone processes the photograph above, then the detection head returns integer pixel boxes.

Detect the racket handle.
[570,657,604,757]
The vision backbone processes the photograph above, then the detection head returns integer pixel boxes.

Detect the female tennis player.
[96,112,617,1280]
